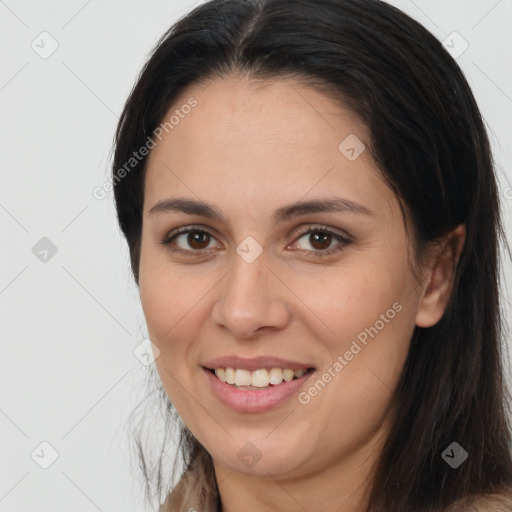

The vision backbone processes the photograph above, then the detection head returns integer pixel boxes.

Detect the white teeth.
[283,369,295,382]
[269,368,284,385]
[235,369,252,386]
[213,367,309,387]
[225,367,236,385]
[251,369,269,387]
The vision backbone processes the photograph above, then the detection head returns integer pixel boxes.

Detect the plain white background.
[1,1,511,510]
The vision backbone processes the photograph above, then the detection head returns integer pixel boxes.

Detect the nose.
[211,251,292,340]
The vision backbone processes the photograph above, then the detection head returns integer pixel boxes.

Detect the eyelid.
[287,225,353,257]
[290,223,353,243]
[161,223,354,259]
[161,224,222,244]
[163,223,352,242]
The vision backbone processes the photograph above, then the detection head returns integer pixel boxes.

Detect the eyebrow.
[148,197,374,223]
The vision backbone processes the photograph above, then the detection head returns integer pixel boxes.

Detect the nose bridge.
[212,249,290,338]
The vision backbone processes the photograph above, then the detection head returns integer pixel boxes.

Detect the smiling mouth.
[207,367,315,389]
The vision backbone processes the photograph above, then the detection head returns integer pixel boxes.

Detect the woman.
[112,0,512,510]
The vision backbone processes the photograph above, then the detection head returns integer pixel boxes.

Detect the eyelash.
[160,224,352,258]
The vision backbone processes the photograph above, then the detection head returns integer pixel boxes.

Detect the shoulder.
[446,488,512,511]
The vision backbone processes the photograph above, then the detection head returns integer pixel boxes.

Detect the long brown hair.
[113,1,512,510]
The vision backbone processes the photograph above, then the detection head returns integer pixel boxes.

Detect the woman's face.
[139,75,428,483]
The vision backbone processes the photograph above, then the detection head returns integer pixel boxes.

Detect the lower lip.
[203,368,314,413]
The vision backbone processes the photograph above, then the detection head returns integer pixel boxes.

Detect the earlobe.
[415,224,466,328]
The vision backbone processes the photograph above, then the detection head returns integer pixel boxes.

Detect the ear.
[415,224,466,328]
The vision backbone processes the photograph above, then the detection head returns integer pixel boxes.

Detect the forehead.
[143,74,392,221]
[153,73,367,153]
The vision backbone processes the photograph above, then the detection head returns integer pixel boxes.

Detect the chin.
[210,437,313,479]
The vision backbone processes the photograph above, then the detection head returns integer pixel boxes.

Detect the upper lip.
[202,355,315,372]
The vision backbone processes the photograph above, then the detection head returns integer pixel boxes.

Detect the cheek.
[139,273,207,363]
[139,239,208,349]
[295,310,413,472]
[284,255,412,352]
[292,259,416,437]
[139,271,204,422]
[138,247,213,395]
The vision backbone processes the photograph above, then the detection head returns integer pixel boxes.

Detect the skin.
[138,74,466,512]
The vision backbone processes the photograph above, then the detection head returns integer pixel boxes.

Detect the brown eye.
[290,226,351,256]
[187,231,211,249]
[309,232,332,250]
[162,227,219,254]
